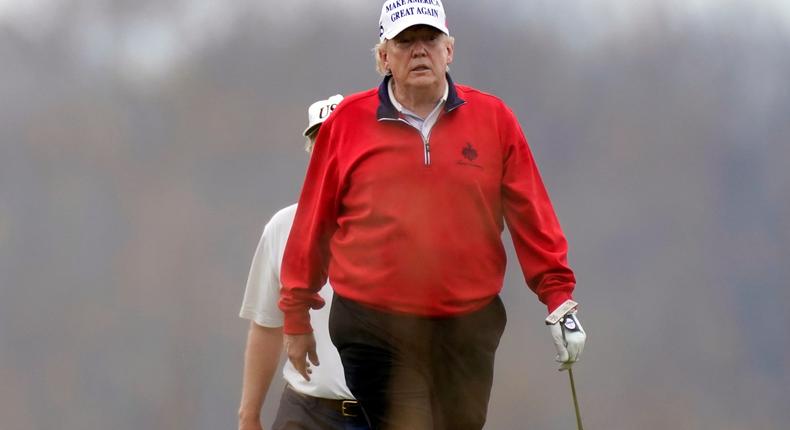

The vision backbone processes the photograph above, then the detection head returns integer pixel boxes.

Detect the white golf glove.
[546,300,586,370]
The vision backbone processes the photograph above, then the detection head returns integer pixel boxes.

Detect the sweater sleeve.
[499,107,576,314]
[279,116,340,334]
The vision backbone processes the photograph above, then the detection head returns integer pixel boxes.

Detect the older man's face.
[383,25,453,91]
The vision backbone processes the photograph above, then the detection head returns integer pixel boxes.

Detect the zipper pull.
[425,141,431,165]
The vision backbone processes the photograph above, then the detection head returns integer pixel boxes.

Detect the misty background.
[1,0,789,429]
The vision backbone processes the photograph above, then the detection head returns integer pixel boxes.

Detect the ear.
[445,39,454,65]
[378,44,389,71]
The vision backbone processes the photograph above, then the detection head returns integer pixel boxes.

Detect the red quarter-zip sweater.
[280,75,575,334]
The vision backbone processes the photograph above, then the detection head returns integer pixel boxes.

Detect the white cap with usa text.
[379,0,449,41]
[303,94,343,137]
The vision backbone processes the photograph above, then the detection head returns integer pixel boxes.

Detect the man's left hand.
[548,312,586,371]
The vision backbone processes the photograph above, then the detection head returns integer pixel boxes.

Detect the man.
[280,2,587,429]
[238,94,369,430]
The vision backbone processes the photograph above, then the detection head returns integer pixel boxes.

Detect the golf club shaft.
[568,367,583,430]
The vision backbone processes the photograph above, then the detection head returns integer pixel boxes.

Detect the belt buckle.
[341,400,359,417]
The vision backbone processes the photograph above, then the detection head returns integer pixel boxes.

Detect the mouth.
[410,65,431,73]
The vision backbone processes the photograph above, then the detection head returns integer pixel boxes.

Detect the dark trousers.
[271,385,370,430]
[329,295,507,430]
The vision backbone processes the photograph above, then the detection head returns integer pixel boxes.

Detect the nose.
[411,40,428,57]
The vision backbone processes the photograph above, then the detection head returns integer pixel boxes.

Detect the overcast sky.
[2,0,789,86]
[3,0,790,44]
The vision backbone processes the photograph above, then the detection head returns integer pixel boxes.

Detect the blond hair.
[305,131,317,153]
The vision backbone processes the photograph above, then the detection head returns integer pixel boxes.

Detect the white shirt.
[388,79,448,141]
[239,204,354,400]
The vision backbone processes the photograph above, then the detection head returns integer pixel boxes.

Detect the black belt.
[286,385,363,418]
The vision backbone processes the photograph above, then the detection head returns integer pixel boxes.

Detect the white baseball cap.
[303,94,343,137]
[379,0,449,41]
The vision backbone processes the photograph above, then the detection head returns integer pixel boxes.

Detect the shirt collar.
[377,73,466,121]
[387,79,448,119]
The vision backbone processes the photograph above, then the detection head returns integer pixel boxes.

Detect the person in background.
[238,94,369,430]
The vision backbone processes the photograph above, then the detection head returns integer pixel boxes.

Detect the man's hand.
[547,311,586,371]
[284,333,319,381]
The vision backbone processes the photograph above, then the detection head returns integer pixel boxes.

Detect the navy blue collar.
[376,73,466,120]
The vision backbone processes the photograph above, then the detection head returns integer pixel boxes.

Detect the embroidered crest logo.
[457,142,483,169]
[462,143,478,161]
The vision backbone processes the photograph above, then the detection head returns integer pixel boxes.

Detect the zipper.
[422,130,433,166]
[380,117,432,166]
[424,139,431,165]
